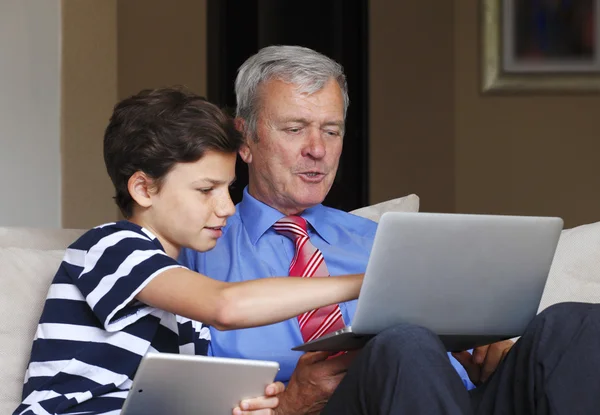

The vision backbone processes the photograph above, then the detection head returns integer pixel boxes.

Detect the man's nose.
[301,129,326,159]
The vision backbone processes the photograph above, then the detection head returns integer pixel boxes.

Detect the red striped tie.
[273,216,345,343]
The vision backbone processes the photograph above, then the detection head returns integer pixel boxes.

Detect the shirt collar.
[301,203,334,244]
[238,187,334,245]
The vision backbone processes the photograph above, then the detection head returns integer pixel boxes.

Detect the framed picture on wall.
[482,0,600,93]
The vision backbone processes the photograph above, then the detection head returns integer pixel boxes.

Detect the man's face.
[141,150,237,257]
[239,78,345,215]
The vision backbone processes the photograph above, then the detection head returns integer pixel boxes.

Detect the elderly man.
[181,46,600,414]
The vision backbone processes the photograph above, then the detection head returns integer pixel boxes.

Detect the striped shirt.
[14,221,210,415]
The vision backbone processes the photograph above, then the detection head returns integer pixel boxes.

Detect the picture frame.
[481,0,600,93]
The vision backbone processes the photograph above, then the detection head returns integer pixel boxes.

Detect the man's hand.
[275,351,356,415]
[233,381,285,415]
[452,340,514,385]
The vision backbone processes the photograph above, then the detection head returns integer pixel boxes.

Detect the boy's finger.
[265,381,285,396]
[238,396,278,411]
[233,409,273,415]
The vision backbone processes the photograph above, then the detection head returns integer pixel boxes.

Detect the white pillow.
[0,226,84,249]
[0,247,65,413]
[350,194,420,222]
[538,221,600,312]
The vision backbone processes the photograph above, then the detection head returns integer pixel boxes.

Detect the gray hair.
[235,45,349,140]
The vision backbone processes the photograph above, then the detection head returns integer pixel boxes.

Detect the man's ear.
[127,171,155,209]
[235,117,254,164]
[239,142,252,164]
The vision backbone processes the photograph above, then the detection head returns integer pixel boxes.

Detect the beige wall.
[369,2,455,214]
[60,0,599,229]
[1,0,62,228]
[117,0,207,99]
[61,0,119,228]
[61,0,207,229]
[454,0,600,228]
[370,0,600,228]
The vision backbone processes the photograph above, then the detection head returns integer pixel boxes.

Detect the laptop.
[121,353,279,415]
[293,212,563,353]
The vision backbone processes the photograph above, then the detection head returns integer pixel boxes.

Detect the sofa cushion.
[0,226,85,250]
[538,221,600,312]
[350,194,420,221]
[0,247,65,413]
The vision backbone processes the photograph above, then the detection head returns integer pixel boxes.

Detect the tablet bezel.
[121,353,280,415]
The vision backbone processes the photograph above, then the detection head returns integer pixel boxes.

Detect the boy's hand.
[232,381,285,415]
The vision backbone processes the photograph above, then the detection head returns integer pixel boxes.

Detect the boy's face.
[141,150,237,257]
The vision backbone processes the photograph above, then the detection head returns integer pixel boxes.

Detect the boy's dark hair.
[104,87,242,218]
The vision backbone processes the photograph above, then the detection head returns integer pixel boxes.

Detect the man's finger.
[472,345,489,365]
[501,346,511,362]
[480,347,504,383]
[452,351,482,385]
[480,341,514,383]
[451,351,474,369]
[320,351,356,375]
[298,351,332,365]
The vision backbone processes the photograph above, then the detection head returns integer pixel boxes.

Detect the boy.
[15,87,362,415]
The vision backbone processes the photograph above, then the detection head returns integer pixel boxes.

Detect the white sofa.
[1,194,599,413]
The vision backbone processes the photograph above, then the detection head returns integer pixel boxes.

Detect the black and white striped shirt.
[15,221,210,415]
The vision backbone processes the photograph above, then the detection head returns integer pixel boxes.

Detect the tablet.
[121,353,280,415]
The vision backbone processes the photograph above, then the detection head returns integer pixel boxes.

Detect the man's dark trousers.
[322,302,600,414]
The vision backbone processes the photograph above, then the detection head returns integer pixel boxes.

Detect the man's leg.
[322,324,472,415]
[471,302,600,415]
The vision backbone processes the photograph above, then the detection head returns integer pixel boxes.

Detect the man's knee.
[528,302,600,338]
[356,324,451,383]
[537,302,599,323]
[366,323,441,356]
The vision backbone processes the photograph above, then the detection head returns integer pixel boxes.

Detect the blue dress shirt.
[179,187,475,390]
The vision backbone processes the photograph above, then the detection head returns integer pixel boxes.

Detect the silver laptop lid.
[352,212,563,336]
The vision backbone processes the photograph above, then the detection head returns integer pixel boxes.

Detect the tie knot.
[273,215,309,240]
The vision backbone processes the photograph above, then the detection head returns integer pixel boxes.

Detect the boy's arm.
[135,267,362,330]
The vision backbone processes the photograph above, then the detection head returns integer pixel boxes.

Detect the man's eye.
[325,130,340,136]
[286,128,301,134]
[198,188,213,194]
